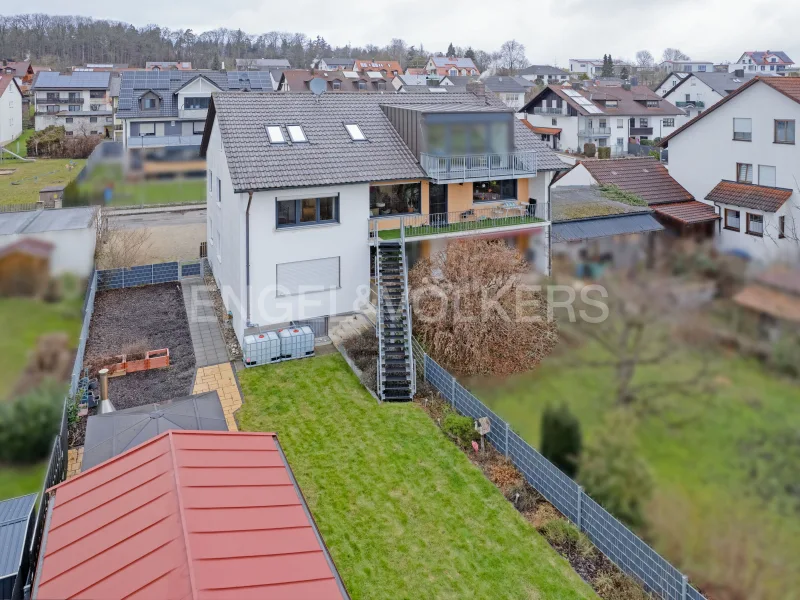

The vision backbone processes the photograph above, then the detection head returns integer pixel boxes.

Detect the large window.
[736,163,753,184]
[775,119,795,144]
[733,118,752,141]
[746,213,763,237]
[184,97,210,110]
[724,208,740,231]
[473,179,517,202]
[370,183,421,216]
[90,90,105,98]
[277,196,339,228]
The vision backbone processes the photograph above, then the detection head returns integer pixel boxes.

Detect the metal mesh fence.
[415,341,705,600]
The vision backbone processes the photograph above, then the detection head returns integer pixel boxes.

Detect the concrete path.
[181,276,229,367]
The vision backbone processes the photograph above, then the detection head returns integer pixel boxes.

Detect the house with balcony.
[518,65,570,84]
[117,70,273,150]
[658,60,715,73]
[0,75,23,145]
[483,76,529,111]
[353,59,402,77]
[521,82,688,155]
[660,76,800,264]
[145,61,193,71]
[728,51,794,76]
[235,58,292,70]
[661,71,757,120]
[199,88,562,346]
[425,56,480,77]
[317,57,357,71]
[31,71,113,137]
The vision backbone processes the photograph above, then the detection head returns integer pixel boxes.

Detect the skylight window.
[345,124,366,141]
[266,125,285,144]
[287,125,307,143]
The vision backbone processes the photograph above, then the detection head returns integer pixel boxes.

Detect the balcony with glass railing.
[578,128,612,137]
[675,100,705,108]
[127,135,204,148]
[533,107,566,115]
[420,151,537,184]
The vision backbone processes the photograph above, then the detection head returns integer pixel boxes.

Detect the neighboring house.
[661,71,757,120]
[728,51,794,75]
[108,74,122,139]
[117,70,273,150]
[0,206,97,277]
[2,60,36,94]
[353,59,402,76]
[72,63,131,71]
[318,57,356,71]
[145,61,192,71]
[568,59,604,77]
[552,157,719,234]
[391,73,442,90]
[654,72,691,97]
[279,69,392,92]
[0,493,37,600]
[483,76,528,111]
[0,75,23,145]
[659,60,715,73]
[235,57,292,70]
[660,76,800,263]
[31,71,113,137]
[425,56,480,77]
[31,431,350,600]
[521,82,688,155]
[518,65,570,84]
[200,89,562,340]
[439,75,474,87]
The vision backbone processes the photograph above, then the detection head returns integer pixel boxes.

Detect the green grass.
[1,128,35,158]
[0,158,86,205]
[0,295,83,400]
[467,341,800,597]
[379,215,544,240]
[78,164,205,206]
[0,461,47,502]
[238,354,596,600]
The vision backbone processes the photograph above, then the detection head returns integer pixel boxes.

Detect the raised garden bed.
[82,283,195,412]
[102,349,170,377]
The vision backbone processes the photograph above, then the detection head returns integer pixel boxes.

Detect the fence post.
[577,486,583,532]
[450,375,456,408]
[121,267,125,289]
[681,574,688,600]
[151,263,155,285]
[504,422,509,457]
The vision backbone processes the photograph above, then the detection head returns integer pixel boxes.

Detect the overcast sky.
[17,0,800,66]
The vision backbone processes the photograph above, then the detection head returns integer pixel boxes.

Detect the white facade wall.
[0,81,22,145]
[665,77,722,120]
[34,88,112,133]
[551,163,598,187]
[568,60,602,76]
[0,227,96,277]
[660,61,714,73]
[656,73,688,97]
[668,81,800,263]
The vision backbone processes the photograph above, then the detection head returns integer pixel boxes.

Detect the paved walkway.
[181,277,229,367]
[193,363,242,431]
[67,447,83,479]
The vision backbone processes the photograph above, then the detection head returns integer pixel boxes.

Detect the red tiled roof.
[705,180,793,213]
[527,125,562,135]
[35,431,348,600]
[0,74,21,97]
[734,284,800,323]
[579,157,694,205]
[660,76,800,147]
[652,200,720,224]
[755,265,800,297]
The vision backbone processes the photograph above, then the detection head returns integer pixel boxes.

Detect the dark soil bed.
[83,283,195,412]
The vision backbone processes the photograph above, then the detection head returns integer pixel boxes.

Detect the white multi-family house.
[661,77,800,264]
[661,71,757,120]
[654,72,690,97]
[31,71,114,137]
[518,65,570,84]
[483,76,529,111]
[200,88,562,344]
[658,60,715,74]
[521,82,688,155]
[117,70,273,150]
[568,59,604,77]
[317,58,356,71]
[235,58,292,70]
[425,56,480,77]
[728,51,794,76]
[0,75,23,145]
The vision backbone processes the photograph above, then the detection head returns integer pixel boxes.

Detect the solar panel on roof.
[575,97,593,106]
[585,105,603,114]
[342,71,358,78]
[563,89,581,97]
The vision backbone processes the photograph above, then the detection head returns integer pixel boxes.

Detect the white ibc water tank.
[243,331,281,367]
[279,326,315,359]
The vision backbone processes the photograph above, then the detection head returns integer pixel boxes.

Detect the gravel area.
[83,283,195,411]
[69,408,94,449]
[204,265,243,360]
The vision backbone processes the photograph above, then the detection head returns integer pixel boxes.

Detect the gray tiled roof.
[117,70,272,119]
[32,71,110,90]
[518,65,569,77]
[0,493,37,578]
[205,91,566,192]
[483,76,528,93]
[685,72,757,96]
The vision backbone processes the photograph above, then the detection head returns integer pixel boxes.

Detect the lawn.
[0,158,86,205]
[0,295,83,400]
[1,128,35,158]
[77,164,205,206]
[237,354,596,600]
[468,341,800,598]
[379,215,544,240]
[0,461,47,502]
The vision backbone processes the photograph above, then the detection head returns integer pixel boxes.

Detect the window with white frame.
[733,118,752,141]
[663,118,675,127]
[736,163,753,183]
[758,165,776,187]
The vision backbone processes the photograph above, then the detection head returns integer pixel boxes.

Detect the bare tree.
[95,215,153,269]
[662,48,691,63]
[498,39,529,75]
[635,50,655,69]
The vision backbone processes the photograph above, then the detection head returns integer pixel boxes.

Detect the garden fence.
[412,339,705,600]
[96,259,203,291]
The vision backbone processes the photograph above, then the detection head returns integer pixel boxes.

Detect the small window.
[106,116,112,123]
[778,216,786,239]
[357,81,366,90]
[332,80,341,90]
[746,213,763,237]
[617,118,624,128]
[775,119,795,144]
[65,117,73,124]
[345,123,366,141]
[736,163,753,183]
[606,100,617,107]
[646,100,659,107]
[143,97,157,109]
[90,116,97,123]
[552,118,557,126]
[287,125,307,143]
[193,121,205,134]
[724,208,740,231]
[208,171,213,193]
[217,177,221,204]
[266,125,285,144]
[65,131,73,136]
[758,165,776,187]
[639,118,649,128]
[663,118,675,127]
[733,118,752,141]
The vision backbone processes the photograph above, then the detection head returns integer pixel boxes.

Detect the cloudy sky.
[18,0,800,66]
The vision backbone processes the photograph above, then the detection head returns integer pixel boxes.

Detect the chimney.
[466,81,486,98]
[98,369,116,414]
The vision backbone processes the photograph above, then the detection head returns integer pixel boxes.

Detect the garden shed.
[0,493,37,600]
[81,391,228,471]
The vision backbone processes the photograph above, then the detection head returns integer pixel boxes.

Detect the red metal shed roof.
[34,431,348,600]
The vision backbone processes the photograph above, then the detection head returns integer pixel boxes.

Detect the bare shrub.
[10,333,74,397]
[409,239,558,376]
[489,461,523,491]
[95,216,153,269]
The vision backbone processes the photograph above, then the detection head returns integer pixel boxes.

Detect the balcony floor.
[378,214,546,241]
